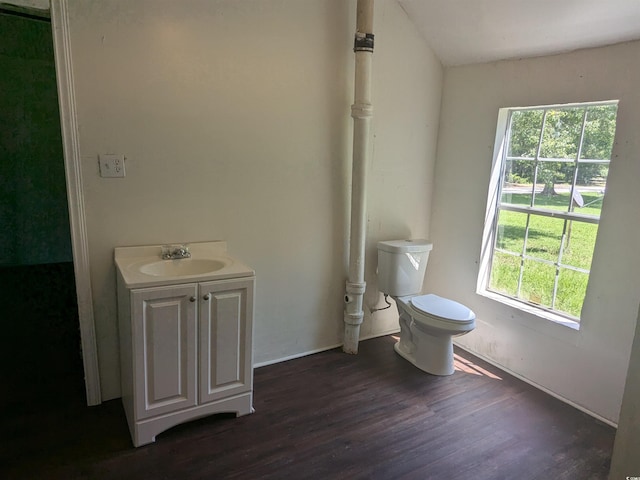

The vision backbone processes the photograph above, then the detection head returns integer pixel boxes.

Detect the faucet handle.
[178,244,191,258]
[160,243,191,259]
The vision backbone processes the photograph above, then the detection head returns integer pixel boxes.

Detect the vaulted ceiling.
[398,0,640,66]
[5,0,640,67]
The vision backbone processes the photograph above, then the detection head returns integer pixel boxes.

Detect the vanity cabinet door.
[198,278,254,404]
[132,284,198,419]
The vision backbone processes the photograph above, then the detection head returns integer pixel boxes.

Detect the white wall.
[427,41,640,423]
[610,304,640,477]
[65,0,443,400]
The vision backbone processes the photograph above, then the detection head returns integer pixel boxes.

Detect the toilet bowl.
[394,294,475,375]
[377,240,476,376]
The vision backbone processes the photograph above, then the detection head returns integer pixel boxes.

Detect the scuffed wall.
[65,0,443,399]
[429,41,640,422]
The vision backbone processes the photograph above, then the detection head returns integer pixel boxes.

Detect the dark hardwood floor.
[1,336,615,479]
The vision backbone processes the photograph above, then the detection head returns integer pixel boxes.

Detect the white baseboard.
[361,328,401,340]
[253,330,400,369]
[254,343,343,368]
[453,341,618,428]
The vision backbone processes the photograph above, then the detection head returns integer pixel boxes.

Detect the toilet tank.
[377,239,433,296]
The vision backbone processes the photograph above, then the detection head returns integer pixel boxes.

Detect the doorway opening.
[0,6,85,411]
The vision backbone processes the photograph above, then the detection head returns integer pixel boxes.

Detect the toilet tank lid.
[377,239,433,254]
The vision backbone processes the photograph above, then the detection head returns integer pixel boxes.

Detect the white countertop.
[115,241,255,288]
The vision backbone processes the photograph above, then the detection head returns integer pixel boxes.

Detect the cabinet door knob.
[190,296,196,302]
[203,293,211,301]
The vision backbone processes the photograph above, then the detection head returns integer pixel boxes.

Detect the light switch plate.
[99,154,126,178]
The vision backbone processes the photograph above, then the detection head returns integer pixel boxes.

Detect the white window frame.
[477,101,618,330]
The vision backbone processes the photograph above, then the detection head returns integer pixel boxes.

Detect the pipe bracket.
[354,32,374,52]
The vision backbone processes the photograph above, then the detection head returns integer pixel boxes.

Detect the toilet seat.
[409,294,475,326]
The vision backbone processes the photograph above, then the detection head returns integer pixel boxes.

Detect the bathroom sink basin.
[139,258,229,277]
[115,241,255,288]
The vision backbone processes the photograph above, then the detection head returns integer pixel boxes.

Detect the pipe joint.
[344,311,364,326]
[351,104,373,119]
[346,281,366,295]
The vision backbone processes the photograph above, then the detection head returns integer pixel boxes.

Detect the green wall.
[0,12,72,265]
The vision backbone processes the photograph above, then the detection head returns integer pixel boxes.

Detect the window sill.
[477,289,580,331]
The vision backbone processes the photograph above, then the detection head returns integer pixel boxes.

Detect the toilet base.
[393,335,455,376]
[392,295,474,376]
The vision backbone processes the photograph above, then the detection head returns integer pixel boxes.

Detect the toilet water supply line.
[343,0,374,354]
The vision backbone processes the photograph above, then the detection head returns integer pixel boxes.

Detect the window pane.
[533,161,575,210]
[508,110,543,158]
[489,252,520,297]
[483,101,618,322]
[525,215,564,262]
[540,108,583,159]
[581,104,618,160]
[556,268,589,318]
[574,163,608,216]
[501,159,535,205]
[520,259,555,308]
[495,210,526,254]
[561,221,599,270]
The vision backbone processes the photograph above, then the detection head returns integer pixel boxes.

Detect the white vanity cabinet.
[198,279,254,404]
[116,243,255,447]
[130,283,199,422]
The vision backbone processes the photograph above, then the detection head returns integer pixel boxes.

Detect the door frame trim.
[51,0,101,406]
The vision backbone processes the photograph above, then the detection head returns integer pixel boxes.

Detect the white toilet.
[377,239,476,376]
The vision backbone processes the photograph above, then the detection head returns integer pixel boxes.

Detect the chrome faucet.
[161,244,191,260]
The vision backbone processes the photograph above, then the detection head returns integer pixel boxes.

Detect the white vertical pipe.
[344,0,374,354]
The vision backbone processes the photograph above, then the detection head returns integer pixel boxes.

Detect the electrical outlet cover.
[99,154,126,178]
